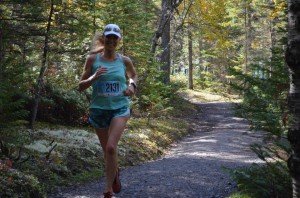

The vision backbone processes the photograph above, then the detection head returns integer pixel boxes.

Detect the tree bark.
[160,0,171,84]
[286,1,300,197]
[188,21,193,90]
[244,0,248,75]
[29,0,54,128]
[150,0,183,59]
[0,25,3,115]
[0,26,3,85]
[135,0,182,88]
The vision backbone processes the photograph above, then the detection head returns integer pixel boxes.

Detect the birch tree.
[286,0,300,197]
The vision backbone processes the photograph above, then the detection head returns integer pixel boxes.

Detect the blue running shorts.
[89,106,130,129]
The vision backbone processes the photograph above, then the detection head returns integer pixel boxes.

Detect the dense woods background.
[0,0,288,128]
[0,0,295,197]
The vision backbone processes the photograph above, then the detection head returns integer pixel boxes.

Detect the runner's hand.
[123,86,134,96]
[91,67,108,81]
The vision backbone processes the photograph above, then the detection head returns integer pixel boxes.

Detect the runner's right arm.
[78,54,107,92]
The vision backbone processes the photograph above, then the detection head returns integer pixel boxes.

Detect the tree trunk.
[188,21,193,90]
[29,0,54,128]
[198,36,203,78]
[244,0,252,75]
[0,26,3,115]
[286,1,300,197]
[0,27,3,84]
[150,0,183,58]
[160,0,171,84]
[138,0,182,87]
[269,17,276,79]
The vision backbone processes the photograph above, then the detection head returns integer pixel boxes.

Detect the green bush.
[227,161,292,198]
[0,84,29,129]
[137,80,179,119]
[0,164,46,198]
[28,84,89,126]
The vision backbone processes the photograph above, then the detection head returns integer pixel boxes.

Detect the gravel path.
[50,102,265,198]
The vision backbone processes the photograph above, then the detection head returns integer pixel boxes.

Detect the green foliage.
[0,168,46,198]
[140,81,171,109]
[0,61,29,128]
[230,57,290,197]
[225,2,291,197]
[136,76,188,122]
[227,161,292,198]
[230,0,288,138]
[241,139,292,197]
[0,125,103,196]
[97,0,156,77]
[232,33,289,136]
[0,0,293,196]
[32,84,89,125]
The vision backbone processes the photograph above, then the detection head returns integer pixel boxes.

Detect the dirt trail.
[50,98,265,198]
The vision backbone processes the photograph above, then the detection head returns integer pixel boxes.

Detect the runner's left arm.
[123,56,137,96]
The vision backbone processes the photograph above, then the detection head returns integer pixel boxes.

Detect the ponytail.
[90,32,104,54]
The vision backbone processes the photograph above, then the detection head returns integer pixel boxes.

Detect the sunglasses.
[103,27,121,33]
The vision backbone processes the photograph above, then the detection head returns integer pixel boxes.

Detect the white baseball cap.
[103,24,121,38]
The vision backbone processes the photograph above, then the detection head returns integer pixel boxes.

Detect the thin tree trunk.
[0,26,3,115]
[30,0,54,128]
[160,0,171,84]
[269,1,277,79]
[198,36,202,78]
[244,0,248,75]
[188,21,193,90]
[0,28,3,84]
[286,1,300,197]
[269,18,275,78]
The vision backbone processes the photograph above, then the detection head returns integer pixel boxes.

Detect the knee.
[105,144,117,156]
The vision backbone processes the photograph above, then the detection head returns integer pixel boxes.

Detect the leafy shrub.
[227,161,292,198]
[0,51,32,127]
[28,84,89,126]
[137,80,178,120]
[0,160,46,198]
[227,131,291,197]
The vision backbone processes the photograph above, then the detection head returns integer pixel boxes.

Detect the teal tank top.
[90,53,129,110]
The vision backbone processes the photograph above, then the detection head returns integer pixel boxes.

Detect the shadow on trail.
[114,102,265,198]
[50,102,265,198]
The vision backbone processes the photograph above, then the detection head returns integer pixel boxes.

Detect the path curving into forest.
[50,100,265,198]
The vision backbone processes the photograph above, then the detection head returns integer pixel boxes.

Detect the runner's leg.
[96,128,109,160]
[104,115,129,193]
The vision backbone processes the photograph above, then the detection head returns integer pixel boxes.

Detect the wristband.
[130,82,137,89]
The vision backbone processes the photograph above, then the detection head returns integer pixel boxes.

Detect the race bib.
[97,81,121,96]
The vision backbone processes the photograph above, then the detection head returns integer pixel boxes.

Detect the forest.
[1,0,299,197]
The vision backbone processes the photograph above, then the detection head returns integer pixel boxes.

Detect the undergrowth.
[227,161,291,198]
[0,91,196,198]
